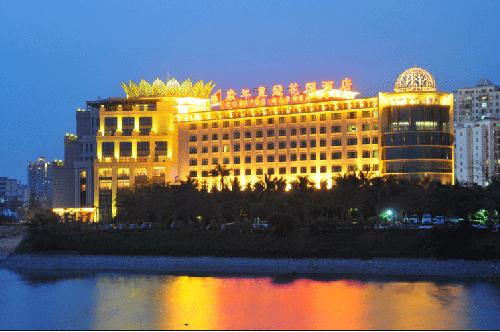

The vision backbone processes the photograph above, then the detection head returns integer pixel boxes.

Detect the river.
[0,268,499,330]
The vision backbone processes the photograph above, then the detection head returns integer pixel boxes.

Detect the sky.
[1,0,499,183]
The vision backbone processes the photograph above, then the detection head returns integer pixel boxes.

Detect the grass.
[16,226,500,260]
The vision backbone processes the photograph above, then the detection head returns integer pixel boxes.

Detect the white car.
[433,216,445,225]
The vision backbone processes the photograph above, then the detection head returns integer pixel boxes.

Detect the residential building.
[454,118,500,186]
[89,67,453,221]
[454,79,500,125]
[27,157,64,209]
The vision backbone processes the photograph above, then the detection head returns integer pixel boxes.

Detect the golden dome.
[394,67,436,93]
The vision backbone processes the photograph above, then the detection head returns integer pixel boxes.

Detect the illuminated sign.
[213,78,358,110]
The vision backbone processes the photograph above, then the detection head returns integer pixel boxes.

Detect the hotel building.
[91,67,454,221]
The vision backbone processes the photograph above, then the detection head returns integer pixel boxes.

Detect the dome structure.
[394,67,436,93]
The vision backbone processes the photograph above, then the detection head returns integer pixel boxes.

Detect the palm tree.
[291,175,313,192]
[210,164,231,190]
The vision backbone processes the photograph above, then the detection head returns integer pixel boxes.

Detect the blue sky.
[1,0,499,182]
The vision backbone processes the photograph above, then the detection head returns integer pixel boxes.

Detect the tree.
[210,164,231,190]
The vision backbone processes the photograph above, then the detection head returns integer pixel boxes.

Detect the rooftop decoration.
[121,78,215,99]
[394,67,436,93]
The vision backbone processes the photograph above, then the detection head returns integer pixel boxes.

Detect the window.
[291,128,297,135]
[201,146,208,153]
[362,124,371,131]
[137,142,150,157]
[245,169,251,175]
[311,166,316,173]
[332,165,342,172]
[189,123,197,130]
[347,138,357,145]
[320,153,326,160]
[245,119,251,126]
[279,117,286,123]
[372,137,379,144]
[279,129,286,136]
[279,155,286,162]
[212,158,218,165]
[320,166,327,173]
[331,125,341,133]
[267,142,275,150]
[122,117,134,136]
[320,114,326,121]
[310,153,316,160]
[291,141,297,148]
[267,168,275,175]
[267,155,275,162]
[212,122,218,128]
[267,129,275,137]
[256,130,263,138]
[362,137,370,144]
[256,118,263,125]
[189,159,197,166]
[331,139,341,146]
[202,135,208,141]
[234,156,240,164]
[300,166,307,173]
[310,115,316,121]
[256,143,263,150]
[310,140,316,148]
[291,167,297,174]
[300,115,306,122]
[320,139,326,147]
[119,142,132,157]
[332,152,342,159]
[300,153,307,161]
[245,156,252,163]
[362,110,371,118]
[245,131,252,138]
[310,127,317,134]
[234,144,240,152]
[234,131,240,139]
[212,146,218,153]
[245,143,251,151]
[300,140,307,148]
[291,116,297,123]
[234,120,240,126]
[320,126,326,134]
[332,113,341,120]
[347,125,357,132]
[279,167,286,174]
[212,133,218,140]
[347,151,357,159]
[139,117,152,135]
[348,165,357,172]
[223,121,229,128]
[256,155,263,163]
[104,117,117,135]
[267,118,274,124]
[362,151,371,158]
[155,141,167,156]
[202,170,209,177]
[202,159,208,165]
[223,157,230,164]
[202,123,208,129]
[279,141,286,149]
[189,135,197,142]
[189,171,197,177]
[362,165,370,171]
[223,145,230,153]
[234,169,240,176]
[222,133,229,140]
[256,168,263,175]
[348,112,356,119]
[189,147,197,154]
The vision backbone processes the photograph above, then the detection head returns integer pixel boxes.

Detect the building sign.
[213,78,358,110]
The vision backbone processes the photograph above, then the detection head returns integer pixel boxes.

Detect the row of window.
[188,111,376,130]
[101,141,167,158]
[189,137,378,154]
[188,164,379,178]
[188,125,378,142]
[188,150,379,166]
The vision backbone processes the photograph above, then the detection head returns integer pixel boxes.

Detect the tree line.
[114,166,500,231]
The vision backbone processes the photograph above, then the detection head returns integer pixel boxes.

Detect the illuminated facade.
[92,68,454,221]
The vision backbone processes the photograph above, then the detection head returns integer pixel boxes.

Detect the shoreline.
[1,254,499,279]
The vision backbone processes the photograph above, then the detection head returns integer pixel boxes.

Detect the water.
[0,268,499,330]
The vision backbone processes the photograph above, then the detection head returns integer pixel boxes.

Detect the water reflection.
[0,269,499,330]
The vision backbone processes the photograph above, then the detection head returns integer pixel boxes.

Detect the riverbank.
[2,254,499,279]
[0,225,26,259]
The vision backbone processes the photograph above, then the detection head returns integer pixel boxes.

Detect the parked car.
[140,222,152,230]
[421,214,432,225]
[127,223,138,230]
[116,223,125,231]
[433,216,445,225]
[252,220,269,231]
[472,223,489,230]
[407,215,419,224]
[446,216,464,227]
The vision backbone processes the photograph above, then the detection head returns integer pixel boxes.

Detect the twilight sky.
[1,0,499,182]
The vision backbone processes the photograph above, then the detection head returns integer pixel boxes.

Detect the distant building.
[454,79,500,126]
[27,157,64,208]
[454,118,500,186]
[0,177,27,204]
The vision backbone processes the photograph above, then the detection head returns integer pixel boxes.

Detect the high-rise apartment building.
[454,80,500,186]
[454,80,500,125]
[89,67,454,221]
[27,157,64,208]
[454,118,500,186]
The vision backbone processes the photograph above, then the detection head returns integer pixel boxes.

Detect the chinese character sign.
[341,78,352,91]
